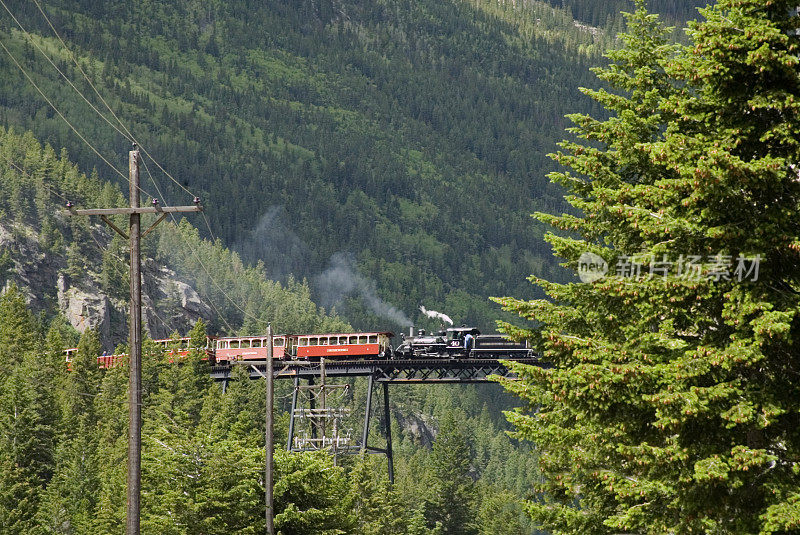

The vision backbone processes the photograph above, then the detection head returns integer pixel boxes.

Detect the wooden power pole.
[66,145,202,535]
[250,323,275,535]
[266,323,275,535]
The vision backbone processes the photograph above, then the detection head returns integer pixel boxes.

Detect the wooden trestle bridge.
[209,357,544,482]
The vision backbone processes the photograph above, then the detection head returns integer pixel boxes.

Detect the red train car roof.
[295,332,394,337]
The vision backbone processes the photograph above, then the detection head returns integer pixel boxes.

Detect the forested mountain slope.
[0,126,540,534]
[0,127,349,345]
[539,0,708,28]
[0,0,615,330]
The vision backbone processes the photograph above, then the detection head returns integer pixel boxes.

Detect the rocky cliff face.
[0,220,213,351]
[395,410,437,448]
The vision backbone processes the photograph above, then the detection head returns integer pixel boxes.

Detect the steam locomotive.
[395,327,532,359]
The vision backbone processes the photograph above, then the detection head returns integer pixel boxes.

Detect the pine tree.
[40,329,103,533]
[349,454,409,535]
[407,508,443,535]
[475,486,525,535]
[0,289,51,533]
[423,410,478,534]
[0,453,41,535]
[272,449,356,535]
[63,329,103,429]
[494,1,800,532]
[0,353,57,535]
[87,359,128,534]
[140,325,213,533]
[0,285,39,382]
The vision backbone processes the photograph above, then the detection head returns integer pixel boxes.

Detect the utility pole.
[66,145,202,535]
[266,323,275,535]
[249,323,275,535]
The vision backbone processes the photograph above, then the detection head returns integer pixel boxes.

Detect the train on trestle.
[65,327,532,369]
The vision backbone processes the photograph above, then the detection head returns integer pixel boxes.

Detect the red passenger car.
[65,347,124,370]
[154,336,215,363]
[295,332,393,360]
[90,336,215,369]
[65,347,77,371]
[213,335,295,364]
[97,352,127,369]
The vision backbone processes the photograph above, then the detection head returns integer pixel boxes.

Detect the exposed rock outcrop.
[395,410,437,448]
[1,221,214,350]
[143,262,213,339]
[58,275,113,342]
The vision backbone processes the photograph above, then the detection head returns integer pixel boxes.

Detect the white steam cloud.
[234,206,310,280]
[314,253,413,328]
[419,306,453,325]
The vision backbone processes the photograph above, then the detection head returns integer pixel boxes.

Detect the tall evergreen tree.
[496,0,800,532]
[88,357,128,534]
[349,454,409,535]
[141,324,213,533]
[0,285,39,382]
[40,329,104,534]
[0,353,58,535]
[423,410,478,534]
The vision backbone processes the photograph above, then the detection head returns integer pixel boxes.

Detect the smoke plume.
[419,305,453,325]
[314,253,413,327]
[234,206,310,280]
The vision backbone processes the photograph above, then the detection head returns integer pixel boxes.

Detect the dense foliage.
[0,292,357,534]
[0,286,539,534]
[496,0,800,532]
[0,124,537,532]
[539,0,708,28]
[0,0,621,329]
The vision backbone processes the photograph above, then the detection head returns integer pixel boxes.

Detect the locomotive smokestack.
[410,327,414,337]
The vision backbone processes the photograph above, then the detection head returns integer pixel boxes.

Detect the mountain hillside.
[0,126,348,347]
[0,0,620,330]
[0,124,542,534]
[540,0,708,27]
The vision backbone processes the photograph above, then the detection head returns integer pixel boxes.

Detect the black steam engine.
[395,327,532,359]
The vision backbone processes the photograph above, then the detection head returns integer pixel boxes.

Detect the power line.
[7,0,196,208]
[30,0,200,202]
[0,0,133,143]
[200,211,219,244]
[138,154,238,333]
[0,37,129,182]
[21,1,230,247]
[2,6,270,332]
[30,0,133,139]
[5,157,69,202]
[26,0,234,290]
[0,3,164,202]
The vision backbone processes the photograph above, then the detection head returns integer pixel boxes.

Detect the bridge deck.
[210,357,544,383]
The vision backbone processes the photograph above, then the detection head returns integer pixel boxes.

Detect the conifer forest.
[1,0,799,533]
